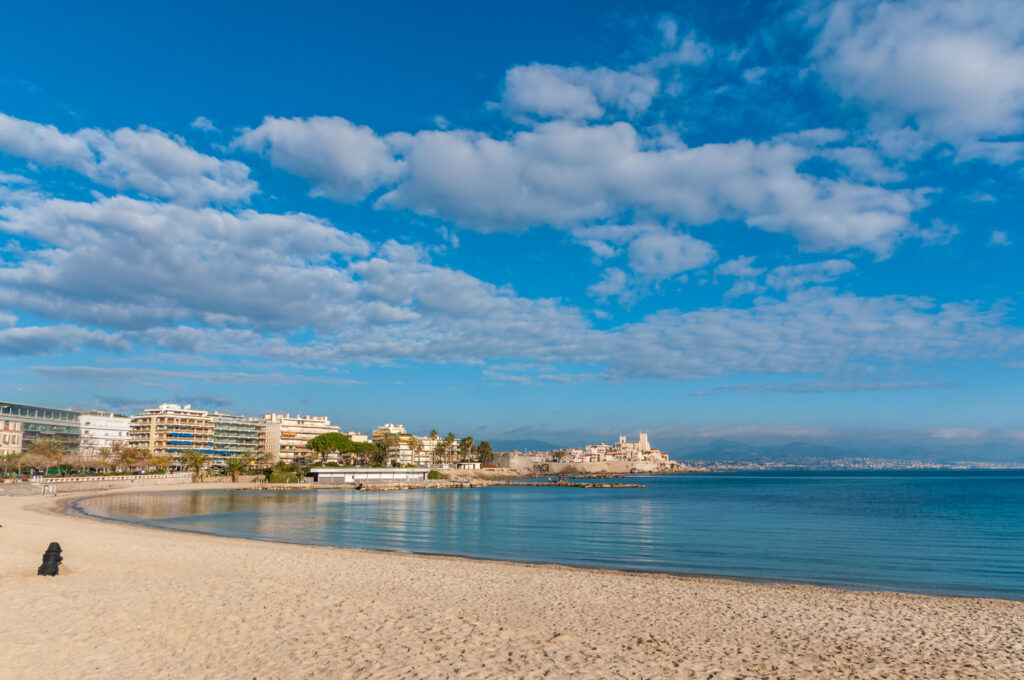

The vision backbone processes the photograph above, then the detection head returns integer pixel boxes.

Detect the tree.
[1,451,23,477]
[477,441,494,465]
[373,432,400,467]
[150,454,172,473]
[182,449,210,483]
[224,454,250,483]
[443,433,456,465]
[307,432,378,466]
[459,436,475,461]
[26,439,64,472]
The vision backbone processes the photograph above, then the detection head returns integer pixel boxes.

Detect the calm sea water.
[74,471,1024,599]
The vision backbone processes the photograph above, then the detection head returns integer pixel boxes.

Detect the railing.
[32,472,192,484]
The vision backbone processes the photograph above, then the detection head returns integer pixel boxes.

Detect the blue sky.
[0,0,1022,449]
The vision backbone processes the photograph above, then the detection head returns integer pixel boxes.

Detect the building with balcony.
[130,404,214,459]
[0,401,81,452]
[1,420,23,457]
[257,413,338,463]
[210,412,259,461]
[79,412,131,456]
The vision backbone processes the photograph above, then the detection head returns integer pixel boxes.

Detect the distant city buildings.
[0,396,671,472]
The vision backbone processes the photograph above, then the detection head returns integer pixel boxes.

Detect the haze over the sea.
[1,0,1022,459]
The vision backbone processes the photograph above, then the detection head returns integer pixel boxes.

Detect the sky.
[0,0,1022,450]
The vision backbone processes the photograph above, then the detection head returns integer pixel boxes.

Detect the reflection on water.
[74,471,1024,599]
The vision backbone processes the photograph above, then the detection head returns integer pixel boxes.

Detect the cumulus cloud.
[813,0,1024,159]
[190,116,217,132]
[234,112,926,255]
[0,191,371,330]
[627,230,716,279]
[501,64,660,120]
[0,112,256,204]
[234,115,405,201]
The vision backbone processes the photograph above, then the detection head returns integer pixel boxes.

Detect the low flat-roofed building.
[310,467,429,484]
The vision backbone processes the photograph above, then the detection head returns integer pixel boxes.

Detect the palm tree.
[224,454,249,483]
[444,433,456,466]
[182,449,210,483]
[459,436,475,462]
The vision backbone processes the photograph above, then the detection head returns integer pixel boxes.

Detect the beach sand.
[1,486,1022,679]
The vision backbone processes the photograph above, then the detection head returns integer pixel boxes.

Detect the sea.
[73,470,1024,600]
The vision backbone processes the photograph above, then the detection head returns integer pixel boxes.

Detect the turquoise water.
[74,471,1024,599]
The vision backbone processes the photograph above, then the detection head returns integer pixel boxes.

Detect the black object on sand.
[38,542,62,576]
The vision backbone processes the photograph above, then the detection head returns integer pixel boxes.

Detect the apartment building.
[79,412,131,456]
[369,424,455,467]
[1,420,23,457]
[258,413,338,462]
[0,401,81,452]
[130,404,214,458]
[210,412,259,460]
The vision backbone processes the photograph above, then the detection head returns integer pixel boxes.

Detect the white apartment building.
[79,412,131,456]
[1,420,23,457]
[258,413,339,463]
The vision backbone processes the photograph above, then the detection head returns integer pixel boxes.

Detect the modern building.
[0,401,81,452]
[130,404,214,459]
[1,420,23,457]
[209,412,259,461]
[257,413,339,463]
[79,412,131,456]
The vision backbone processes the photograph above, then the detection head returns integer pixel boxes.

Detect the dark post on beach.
[38,542,63,576]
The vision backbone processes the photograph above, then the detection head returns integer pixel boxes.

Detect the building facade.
[209,412,259,461]
[257,413,338,462]
[130,404,214,459]
[79,412,131,456]
[1,420,23,457]
[0,401,81,452]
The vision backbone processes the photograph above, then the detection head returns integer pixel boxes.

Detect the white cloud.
[190,116,217,132]
[627,230,716,279]
[813,0,1024,157]
[715,255,764,278]
[373,121,925,253]
[0,325,127,355]
[234,115,405,201]
[0,112,255,204]
[990,230,1011,245]
[586,268,630,301]
[766,259,855,290]
[501,64,660,120]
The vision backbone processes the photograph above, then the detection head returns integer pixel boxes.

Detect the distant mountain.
[669,437,1024,467]
[490,439,559,452]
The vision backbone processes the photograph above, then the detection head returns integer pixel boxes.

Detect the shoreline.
[3,486,1023,679]
[66,486,1021,603]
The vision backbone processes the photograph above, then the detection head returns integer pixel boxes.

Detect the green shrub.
[427,470,444,480]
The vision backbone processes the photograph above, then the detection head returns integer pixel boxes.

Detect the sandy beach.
[1,486,1022,680]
